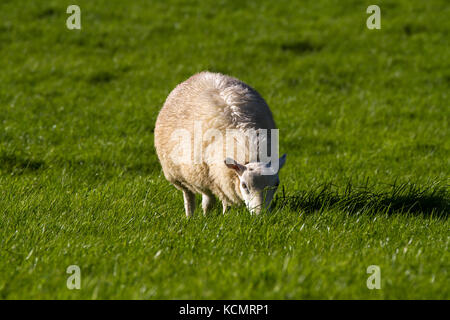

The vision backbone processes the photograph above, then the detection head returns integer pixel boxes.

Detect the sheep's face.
[225,154,286,214]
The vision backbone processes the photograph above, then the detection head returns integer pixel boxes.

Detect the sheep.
[154,71,286,217]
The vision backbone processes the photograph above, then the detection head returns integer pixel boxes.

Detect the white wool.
[154,71,276,216]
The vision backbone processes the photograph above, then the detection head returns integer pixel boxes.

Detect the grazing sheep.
[154,71,286,216]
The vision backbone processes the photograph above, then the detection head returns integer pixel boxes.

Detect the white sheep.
[154,71,286,216]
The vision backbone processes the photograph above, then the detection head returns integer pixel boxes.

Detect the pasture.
[0,0,448,299]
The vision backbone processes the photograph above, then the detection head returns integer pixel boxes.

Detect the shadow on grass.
[0,152,161,177]
[274,181,449,218]
[280,40,323,54]
[0,153,45,173]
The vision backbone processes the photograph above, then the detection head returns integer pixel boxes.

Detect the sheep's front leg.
[201,193,215,216]
[183,190,196,218]
[222,201,228,215]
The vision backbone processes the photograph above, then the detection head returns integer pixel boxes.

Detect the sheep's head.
[225,154,287,214]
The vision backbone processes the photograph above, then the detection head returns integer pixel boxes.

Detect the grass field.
[0,0,449,299]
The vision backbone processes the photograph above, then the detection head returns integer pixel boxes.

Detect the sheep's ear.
[224,158,246,175]
[278,154,287,171]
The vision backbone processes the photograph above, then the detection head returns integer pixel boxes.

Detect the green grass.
[0,0,449,299]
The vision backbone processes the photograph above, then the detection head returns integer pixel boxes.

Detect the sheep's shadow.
[273,182,449,218]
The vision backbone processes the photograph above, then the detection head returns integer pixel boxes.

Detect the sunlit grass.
[0,0,448,299]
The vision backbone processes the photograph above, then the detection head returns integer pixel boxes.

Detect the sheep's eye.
[241,182,248,190]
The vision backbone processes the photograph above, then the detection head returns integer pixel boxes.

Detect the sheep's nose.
[250,207,262,215]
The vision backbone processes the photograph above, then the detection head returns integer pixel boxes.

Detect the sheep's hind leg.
[171,181,196,218]
[183,190,196,218]
[201,193,215,216]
